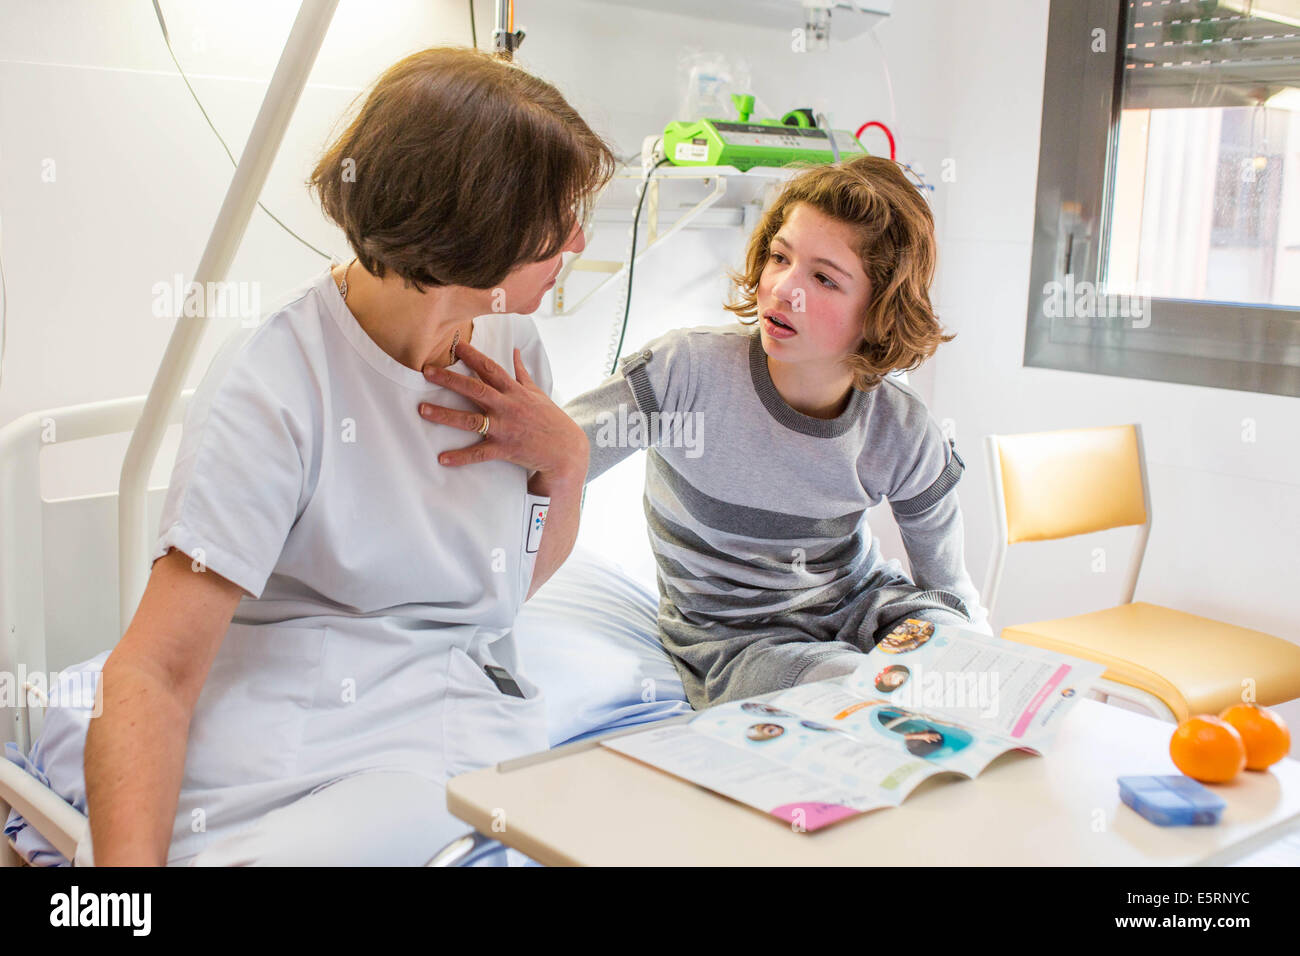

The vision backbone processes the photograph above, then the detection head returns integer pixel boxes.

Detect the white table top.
[446,698,1300,866]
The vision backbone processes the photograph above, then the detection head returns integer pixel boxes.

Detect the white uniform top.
[153,267,552,861]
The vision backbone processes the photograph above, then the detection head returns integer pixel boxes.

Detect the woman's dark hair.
[310,46,617,291]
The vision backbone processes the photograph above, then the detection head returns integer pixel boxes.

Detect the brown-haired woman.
[562,155,991,711]
[81,47,615,866]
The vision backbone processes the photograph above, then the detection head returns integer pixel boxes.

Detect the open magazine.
[603,620,1107,832]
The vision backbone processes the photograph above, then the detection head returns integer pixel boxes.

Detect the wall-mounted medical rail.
[552,165,792,316]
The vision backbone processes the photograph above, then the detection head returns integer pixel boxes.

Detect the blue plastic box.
[1118,775,1226,826]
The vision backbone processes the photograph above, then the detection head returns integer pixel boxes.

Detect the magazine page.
[602,698,948,831]
[687,698,950,802]
[600,622,1107,831]
[843,619,1107,745]
[769,679,1031,778]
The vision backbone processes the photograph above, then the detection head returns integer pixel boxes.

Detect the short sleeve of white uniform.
[153,327,311,598]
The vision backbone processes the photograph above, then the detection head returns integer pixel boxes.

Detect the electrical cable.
[151,0,332,261]
[856,120,896,160]
[848,121,930,201]
[897,160,935,199]
[606,153,670,376]
[867,27,897,129]
[469,0,477,47]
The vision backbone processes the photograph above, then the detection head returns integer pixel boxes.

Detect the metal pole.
[117,0,338,632]
[494,0,522,58]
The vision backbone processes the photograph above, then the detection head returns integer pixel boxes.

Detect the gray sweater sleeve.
[562,330,696,484]
[562,369,643,484]
[891,484,991,633]
[884,408,991,633]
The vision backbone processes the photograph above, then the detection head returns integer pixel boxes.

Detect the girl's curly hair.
[725,154,953,391]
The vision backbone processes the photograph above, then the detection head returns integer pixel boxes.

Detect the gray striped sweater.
[563,324,989,701]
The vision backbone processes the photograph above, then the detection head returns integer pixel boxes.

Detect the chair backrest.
[983,424,1152,620]
[992,425,1148,543]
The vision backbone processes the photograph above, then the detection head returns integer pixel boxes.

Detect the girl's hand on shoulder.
[417,342,588,486]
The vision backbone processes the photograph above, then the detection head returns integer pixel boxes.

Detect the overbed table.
[445,698,1300,866]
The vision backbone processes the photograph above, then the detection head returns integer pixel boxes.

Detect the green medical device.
[662,94,867,171]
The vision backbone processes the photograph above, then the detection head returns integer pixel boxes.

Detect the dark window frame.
[1024,0,1300,398]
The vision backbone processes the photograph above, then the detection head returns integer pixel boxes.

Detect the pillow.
[513,547,692,746]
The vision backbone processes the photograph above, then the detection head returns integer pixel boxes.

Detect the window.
[1025,0,1300,396]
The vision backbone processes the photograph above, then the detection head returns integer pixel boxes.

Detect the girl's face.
[489,218,586,314]
[756,202,872,365]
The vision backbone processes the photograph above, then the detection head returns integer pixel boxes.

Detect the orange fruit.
[1169,716,1246,783]
[1218,704,1291,771]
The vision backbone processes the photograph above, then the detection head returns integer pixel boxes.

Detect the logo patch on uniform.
[526,503,547,553]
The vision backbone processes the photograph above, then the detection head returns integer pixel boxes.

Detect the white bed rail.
[1,394,188,753]
[0,758,86,864]
[0,392,191,866]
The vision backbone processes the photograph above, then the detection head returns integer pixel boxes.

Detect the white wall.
[2,0,1296,734]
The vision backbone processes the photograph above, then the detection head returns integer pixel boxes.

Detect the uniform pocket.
[442,644,547,780]
[183,621,328,789]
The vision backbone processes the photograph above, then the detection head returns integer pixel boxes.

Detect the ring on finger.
[478,414,490,438]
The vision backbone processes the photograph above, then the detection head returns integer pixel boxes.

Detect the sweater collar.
[747,326,866,437]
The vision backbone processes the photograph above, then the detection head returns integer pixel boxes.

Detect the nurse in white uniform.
[78,46,616,866]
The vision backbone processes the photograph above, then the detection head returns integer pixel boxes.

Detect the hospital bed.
[0,389,693,866]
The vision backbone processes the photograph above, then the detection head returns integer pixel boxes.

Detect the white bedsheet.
[515,546,692,745]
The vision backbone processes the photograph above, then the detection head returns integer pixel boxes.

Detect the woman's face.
[756,202,871,366]
[490,219,586,314]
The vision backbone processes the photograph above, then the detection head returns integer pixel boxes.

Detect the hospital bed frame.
[0,392,192,865]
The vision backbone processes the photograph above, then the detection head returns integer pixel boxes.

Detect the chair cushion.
[1001,602,1300,722]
